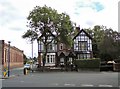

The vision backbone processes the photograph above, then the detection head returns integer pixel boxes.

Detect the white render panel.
[89,40,92,51]
[73,32,92,52]
[45,63,55,66]
[46,53,55,55]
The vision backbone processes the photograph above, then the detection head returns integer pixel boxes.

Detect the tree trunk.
[42,44,47,71]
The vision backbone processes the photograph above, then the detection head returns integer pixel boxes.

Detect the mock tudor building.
[73,29,93,59]
[38,28,93,67]
[38,33,57,67]
[0,40,24,69]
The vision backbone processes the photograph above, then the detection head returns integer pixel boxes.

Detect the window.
[80,54,83,59]
[60,58,64,62]
[47,55,49,63]
[69,58,72,63]
[48,44,52,50]
[77,54,80,60]
[84,54,87,59]
[53,55,55,63]
[51,55,53,63]
[46,54,55,63]
[87,54,90,58]
[60,46,63,50]
[60,43,63,50]
[78,41,87,51]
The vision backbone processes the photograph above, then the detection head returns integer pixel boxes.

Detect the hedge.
[74,58,100,69]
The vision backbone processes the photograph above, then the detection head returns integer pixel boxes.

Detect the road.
[2,71,120,88]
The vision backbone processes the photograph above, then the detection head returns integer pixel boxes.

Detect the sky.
[0,0,119,57]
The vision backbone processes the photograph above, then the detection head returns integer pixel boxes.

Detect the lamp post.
[8,41,11,77]
[31,41,33,72]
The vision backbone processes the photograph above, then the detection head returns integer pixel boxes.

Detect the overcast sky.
[0,0,119,57]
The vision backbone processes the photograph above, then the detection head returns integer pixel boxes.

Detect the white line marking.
[20,81,24,83]
[99,84,113,87]
[81,84,94,87]
[64,83,75,86]
[31,75,34,76]
[51,83,59,86]
[0,79,5,80]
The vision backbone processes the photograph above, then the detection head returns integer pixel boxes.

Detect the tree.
[22,5,74,70]
[85,25,105,58]
[23,54,29,64]
[99,35,118,61]
[85,25,120,61]
[96,28,119,61]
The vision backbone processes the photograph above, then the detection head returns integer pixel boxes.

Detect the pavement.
[0,67,24,79]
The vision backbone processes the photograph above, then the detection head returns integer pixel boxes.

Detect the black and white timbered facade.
[38,29,93,67]
[38,35,57,67]
[73,29,93,59]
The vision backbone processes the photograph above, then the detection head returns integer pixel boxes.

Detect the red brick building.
[0,40,24,69]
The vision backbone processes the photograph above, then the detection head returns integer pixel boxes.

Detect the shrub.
[74,58,100,69]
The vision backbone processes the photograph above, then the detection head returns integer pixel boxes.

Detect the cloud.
[75,1,104,14]
[0,0,119,57]
[73,0,118,30]
[0,1,18,25]
[92,2,104,11]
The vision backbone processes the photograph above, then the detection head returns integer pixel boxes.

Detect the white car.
[24,64,31,70]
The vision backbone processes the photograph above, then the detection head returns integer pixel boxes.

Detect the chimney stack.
[76,26,80,32]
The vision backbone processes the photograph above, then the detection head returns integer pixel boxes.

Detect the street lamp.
[8,41,11,77]
[31,41,33,72]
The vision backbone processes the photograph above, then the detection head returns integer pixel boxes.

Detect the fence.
[113,63,120,72]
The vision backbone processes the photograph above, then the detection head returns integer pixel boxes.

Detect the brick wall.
[2,40,24,69]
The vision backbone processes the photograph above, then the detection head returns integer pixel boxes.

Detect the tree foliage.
[22,5,74,68]
[85,25,120,61]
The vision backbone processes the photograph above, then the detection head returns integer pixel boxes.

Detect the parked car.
[24,64,31,70]
[100,61,114,71]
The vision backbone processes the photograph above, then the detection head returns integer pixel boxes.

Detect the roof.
[40,30,56,39]
[58,51,76,57]
[73,29,92,40]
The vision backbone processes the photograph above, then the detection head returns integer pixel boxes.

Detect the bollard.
[3,68,8,77]
[23,68,28,75]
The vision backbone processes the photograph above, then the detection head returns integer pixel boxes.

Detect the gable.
[73,29,92,40]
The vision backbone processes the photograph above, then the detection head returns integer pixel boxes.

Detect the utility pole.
[8,41,11,77]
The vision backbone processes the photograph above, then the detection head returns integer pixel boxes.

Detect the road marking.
[51,83,59,86]
[81,84,94,87]
[64,83,75,86]
[0,79,5,80]
[31,75,34,76]
[20,81,24,83]
[99,84,113,87]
